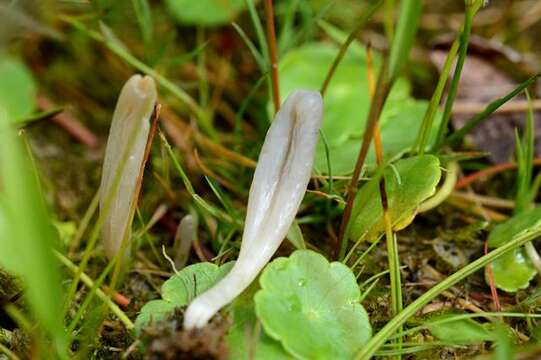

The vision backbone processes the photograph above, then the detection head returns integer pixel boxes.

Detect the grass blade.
[355,223,541,359]
[0,108,68,358]
[319,0,383,96]
[433,3,479,150]
[387,0,422,80]
[447,74,540,147]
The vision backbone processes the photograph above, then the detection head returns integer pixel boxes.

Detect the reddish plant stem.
[335,65,392,260]
[484,241,501,312]
[367,44,383,165]
[135,103,161,206]
[455,159,541,189]
[102,286,131,308]
[263,0,280,112]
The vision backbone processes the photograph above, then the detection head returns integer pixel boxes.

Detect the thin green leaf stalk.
[369,43,403,356]
[0,343,20,360]
[319,0,383,96]
[355,223,541,359]
[61,16,217,139]
[447,74,540,147]
[387,0,422,79]
[383,0,395,42]
[390,312,541,340]
[384,216,403,356]
[433,5,476,151]
[56,252,134,331]
[245,0,269,63]
[413,38,459,155]
[516,91,541,274]
[196,27,209,113]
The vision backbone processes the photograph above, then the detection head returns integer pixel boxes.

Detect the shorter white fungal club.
[100,74,157,260]
[174,214,196,269]
[183,90,323,329]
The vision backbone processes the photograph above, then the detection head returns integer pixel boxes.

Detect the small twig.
[263,0,280,112]
[451,191,515,209]
[37,95,99,148]
[455,159,541,189]
[446,196,508,222]
[452,99,541,115]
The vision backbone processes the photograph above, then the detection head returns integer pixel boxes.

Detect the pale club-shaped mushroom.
[184,90,323,329]
[100,74,157,259]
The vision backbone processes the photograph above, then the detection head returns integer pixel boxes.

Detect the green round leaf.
[0,57,36,122]
[349,155,441,242]
[490,249,536,292]
[278,43,439,175]
[488,207,541,248]
[164,0,250,26]
[227,285,293,360]
[161,261,234,304]
[255,250,371,360]
[134,261,233,333]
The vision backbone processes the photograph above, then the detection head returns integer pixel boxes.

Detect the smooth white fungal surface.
[183,90,323,329]
[100,74,157,259]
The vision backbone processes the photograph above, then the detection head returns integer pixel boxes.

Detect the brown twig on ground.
[37,95,98,148]
[446,196,508,222]
[451,191,515,209]
[455,159,541,189]
[452,99,541,115]
[263,0,280,113]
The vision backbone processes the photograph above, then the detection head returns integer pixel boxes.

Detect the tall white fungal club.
[100,74,157,259]
[184,90,323,329]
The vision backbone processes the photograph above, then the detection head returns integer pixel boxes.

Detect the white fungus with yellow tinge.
[100,74,157,260]
[184,90,324,329]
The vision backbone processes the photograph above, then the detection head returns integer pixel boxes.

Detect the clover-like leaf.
[489,249,536,292]
[254,250,371,360]
[278,43,440,175]
[349,155,441,242]
[134,261,233,333]
[0,57,36,122]
[165,0,251,26]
